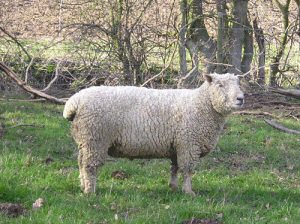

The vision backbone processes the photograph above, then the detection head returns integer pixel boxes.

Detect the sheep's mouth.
[233,102,244,108]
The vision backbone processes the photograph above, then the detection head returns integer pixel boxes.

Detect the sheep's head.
[205,73,244,115]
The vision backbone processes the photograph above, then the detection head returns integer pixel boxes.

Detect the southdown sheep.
[63,73,244,195]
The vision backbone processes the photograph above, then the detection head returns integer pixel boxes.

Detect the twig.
[25,57,35,83]
[41,60,62,92]
[141,43,177,87]
[0,98,46,102]
[176,65,197,88]
[0,98,69,103]
[234,111,279,119]
[237,65,266,78]
[264,119,300,135]
[0,26,32,60]
[288,114,300,121]
[259,101,300,107]
[9,124,45,129]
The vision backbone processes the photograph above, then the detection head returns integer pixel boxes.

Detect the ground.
[0,92,299,223]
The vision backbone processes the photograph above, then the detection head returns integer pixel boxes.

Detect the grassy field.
[0,100,300,223]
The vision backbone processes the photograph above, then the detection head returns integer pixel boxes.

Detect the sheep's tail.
[63,95,78,121]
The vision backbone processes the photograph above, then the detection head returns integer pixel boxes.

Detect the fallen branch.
[0,62,66,105]
[9,124,45,129]
[269,87,300,100]
[0,98,47,103]
[234,111,279,119]
[259,101,300,107]
[264,119,300,135]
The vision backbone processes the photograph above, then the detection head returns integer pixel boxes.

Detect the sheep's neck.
[194,83,226,127]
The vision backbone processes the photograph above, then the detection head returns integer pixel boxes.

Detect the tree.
[229,0,253,75]
[178,0,253,78]
[270,0,292,86]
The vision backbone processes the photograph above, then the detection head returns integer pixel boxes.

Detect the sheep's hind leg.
[78,149,85,191]
[80,144,107,194]
[169,156,178,191]
[82,163,99,194]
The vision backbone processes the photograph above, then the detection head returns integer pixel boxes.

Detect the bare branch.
[269,87,300,100]
[176,66,198,88]
[41,60,62,92]
[141,43,178,87]
[0,62,66,105]
[234,111,279,119]
[25,57,35,84]
[264,119,300,135]
[0,26,32,60]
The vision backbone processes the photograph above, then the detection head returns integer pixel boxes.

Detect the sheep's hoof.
[183,189,196,197]
[83,187,96,194]
[83,190,96,195]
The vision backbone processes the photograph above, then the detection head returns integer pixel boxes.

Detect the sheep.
[63,73,244,195]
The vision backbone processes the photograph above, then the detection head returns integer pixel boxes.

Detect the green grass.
[0,101,300,223]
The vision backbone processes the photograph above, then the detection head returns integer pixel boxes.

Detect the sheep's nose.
[236,96,244,105]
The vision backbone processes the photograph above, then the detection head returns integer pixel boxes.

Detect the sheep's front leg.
[177,149,197,196]
[182,169,195,196]
[169,156,178,191]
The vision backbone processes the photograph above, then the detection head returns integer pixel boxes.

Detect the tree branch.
[269,87,300,100]
[264,119,300,135]
[0,62,66,105]
[0,26,32,60]
[41,60,62,92]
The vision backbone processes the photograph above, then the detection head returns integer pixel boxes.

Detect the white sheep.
[63,73,244,195]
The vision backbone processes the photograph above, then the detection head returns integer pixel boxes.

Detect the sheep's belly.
[107,143,173,159]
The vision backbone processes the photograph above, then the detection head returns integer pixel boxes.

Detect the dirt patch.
[0,203,26,217]
[212,151,266,171]
[243,92,299,112]
[182,218,222,224]
[44,157,54,165]
[111,170,129,180]
[237,91,300,124]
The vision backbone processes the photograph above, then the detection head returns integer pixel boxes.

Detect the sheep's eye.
[217,83,223,87]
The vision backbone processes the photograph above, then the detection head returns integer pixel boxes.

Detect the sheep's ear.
[204,74,213,83]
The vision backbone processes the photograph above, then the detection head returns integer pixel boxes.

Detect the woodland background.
[0,0,299,94]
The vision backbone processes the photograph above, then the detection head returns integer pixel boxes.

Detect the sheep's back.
[71,86,196,158]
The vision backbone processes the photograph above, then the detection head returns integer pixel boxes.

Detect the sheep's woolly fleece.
[63,73,244,195]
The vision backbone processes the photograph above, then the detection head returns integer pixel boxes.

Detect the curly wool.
[63,73,244,194]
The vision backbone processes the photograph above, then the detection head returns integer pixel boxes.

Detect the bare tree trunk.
[295,0,300,37]
[229,0,250,74]
[241,17,253,74]
[270,0,291,86]
[216,0,227,73]
[186,0,216,74]
[253,18,266,85]
[178,0,188,76]
[111,0,131,81]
